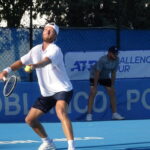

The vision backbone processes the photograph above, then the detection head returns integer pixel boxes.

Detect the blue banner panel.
[65,51,150,80]
[0,79,150,123]
[120,30,150,50]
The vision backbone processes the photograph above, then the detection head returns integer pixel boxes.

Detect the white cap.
[45,22,59,35]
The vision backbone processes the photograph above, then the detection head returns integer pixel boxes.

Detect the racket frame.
[3,75,17,97]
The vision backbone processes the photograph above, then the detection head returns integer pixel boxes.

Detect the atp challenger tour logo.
[65,50,150,80]
[65,51,105,80]
[71,60,96,72]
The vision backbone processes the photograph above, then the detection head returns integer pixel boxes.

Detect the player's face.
[109,52,118,60]
[42,26,57,43]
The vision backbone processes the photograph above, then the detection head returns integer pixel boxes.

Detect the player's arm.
[10,60,24,71]
[0,60,23,80]
[111,71,116,86]
[111,57,119,86]
[93,59,102,88]
[31,57,51,69]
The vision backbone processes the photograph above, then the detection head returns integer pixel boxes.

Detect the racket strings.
[5,78,15,93]
[3,76,17,97]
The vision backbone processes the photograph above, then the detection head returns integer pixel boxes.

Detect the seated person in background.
[86,46,124,121]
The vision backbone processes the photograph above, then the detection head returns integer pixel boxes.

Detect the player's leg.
[87,86,97,113]
[25,97,57,150]
[99,79,124,120]
[105,86,124,120]
[55,100,75,150]
[86,78,97,121]
[56,100,74,140]
[25,107,47,137]
[105,86,117,113]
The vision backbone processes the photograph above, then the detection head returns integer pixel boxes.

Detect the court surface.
[1,119,150,150]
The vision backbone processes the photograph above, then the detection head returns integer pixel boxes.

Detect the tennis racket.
[3,75,17,97]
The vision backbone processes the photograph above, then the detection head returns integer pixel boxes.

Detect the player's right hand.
[0,71,7,81]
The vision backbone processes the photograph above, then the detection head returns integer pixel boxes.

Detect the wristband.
[3,67,12,73]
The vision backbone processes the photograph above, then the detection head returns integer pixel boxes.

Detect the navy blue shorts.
[90,78,112,87]
[32,90,73,113]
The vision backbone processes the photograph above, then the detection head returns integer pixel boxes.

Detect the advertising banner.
[65,50,150,80]
[0,79,150,123]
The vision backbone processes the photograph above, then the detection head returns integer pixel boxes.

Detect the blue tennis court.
[1,119,150,150]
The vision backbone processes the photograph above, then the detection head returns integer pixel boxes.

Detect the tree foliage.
[0,0,149,29]
[0,0,31,27]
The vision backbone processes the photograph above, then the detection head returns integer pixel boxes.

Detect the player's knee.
[25,116,34,126]
[25,116,30,125]
[111,87,115,93]
[107,87,115,96]
[91,89,97,96]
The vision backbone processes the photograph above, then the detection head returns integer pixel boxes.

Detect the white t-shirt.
[21,43,73,97]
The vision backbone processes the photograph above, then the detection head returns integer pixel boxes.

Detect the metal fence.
[0,27,150,81]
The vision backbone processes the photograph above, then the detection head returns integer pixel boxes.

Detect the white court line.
[0,137,104,144]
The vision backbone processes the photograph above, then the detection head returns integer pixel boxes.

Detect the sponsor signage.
[65,50,150,80]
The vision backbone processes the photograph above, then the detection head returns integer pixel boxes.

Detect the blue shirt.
[90,55,119,79]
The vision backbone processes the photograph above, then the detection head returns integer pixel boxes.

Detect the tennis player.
[86,46,124,121]
[0,23,75,150]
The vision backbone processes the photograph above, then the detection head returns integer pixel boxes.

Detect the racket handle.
[3,77,7,81]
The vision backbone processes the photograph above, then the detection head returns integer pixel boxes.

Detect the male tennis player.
[0,23,75,150]
[86,46,124,121]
